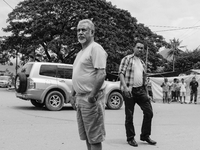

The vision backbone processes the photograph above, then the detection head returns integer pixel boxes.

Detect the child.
[180,78,187,104]
[161,78,170,103]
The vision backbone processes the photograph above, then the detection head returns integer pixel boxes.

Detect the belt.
[132,86,144,91]
[76,89,104,96]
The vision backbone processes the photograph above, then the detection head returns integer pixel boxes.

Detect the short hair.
[78,19,95,32]
[133,40,144,47]
[29,54,34,59]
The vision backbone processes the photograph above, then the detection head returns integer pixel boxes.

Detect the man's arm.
[119,73,132,98]
[88,69,106,103]
[71,86,76,97]
[119,73,127,90]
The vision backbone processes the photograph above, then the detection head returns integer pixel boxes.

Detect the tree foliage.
[175,49,200,72]
[167,38,183,71]
[1,0,168,72]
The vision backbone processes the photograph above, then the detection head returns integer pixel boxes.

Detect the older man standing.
[71,19,107,150]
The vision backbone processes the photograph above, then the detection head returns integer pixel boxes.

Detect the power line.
[178,20,200,41]
[152,26,200,32]
[2,0,14,9]
[148,25,183,28]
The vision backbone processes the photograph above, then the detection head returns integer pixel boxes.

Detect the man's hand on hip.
[88,95,97,103]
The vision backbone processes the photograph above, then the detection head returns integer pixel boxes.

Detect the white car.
[15,62,123,111]
[0,76,10,88]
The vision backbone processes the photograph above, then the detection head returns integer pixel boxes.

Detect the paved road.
[0,88,200,150]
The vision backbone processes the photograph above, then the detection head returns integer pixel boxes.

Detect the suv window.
[40,65,57,77]
[57,67,72,79]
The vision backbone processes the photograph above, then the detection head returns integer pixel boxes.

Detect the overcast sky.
[1,0,200,50]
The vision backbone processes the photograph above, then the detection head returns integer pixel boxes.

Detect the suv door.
[56,65,73,103]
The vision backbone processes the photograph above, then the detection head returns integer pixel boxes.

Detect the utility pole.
[145,46,149,72]
[15,49,18,76]
[145,37,150,72]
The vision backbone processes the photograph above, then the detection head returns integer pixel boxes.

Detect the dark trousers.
[171,91,176,101]
[123,87,153,141]
[190,90,198,102]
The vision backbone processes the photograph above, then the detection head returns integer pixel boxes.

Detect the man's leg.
[180,95,182,103]
[86,140,102,150]
[184,96,186,103]
[91,143,102,150]
[137,93,153,139]
[194,91,198,104]
[86,140,91,150]
[163,92,166,103]
[190,91,193,103]
[124,95,136,141]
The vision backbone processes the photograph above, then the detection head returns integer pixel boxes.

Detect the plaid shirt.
[119,54,146,90]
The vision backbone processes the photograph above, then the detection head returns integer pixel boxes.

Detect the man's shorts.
[76,90,106,144]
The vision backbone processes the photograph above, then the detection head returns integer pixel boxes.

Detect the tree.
[2,0,168,72]
[175,49,200,72]
[167,38,183,71]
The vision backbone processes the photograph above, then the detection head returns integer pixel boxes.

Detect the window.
[57,66,72,79]
[40,65,57,77]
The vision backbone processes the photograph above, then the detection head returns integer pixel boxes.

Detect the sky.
[1,0,200,51]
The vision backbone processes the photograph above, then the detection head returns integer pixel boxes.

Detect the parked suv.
[15,62,123,111]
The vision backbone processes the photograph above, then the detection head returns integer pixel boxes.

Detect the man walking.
[71,19,108,150]
[119,40,156,147]
[189,77,198,104]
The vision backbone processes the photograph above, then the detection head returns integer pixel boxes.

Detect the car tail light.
[28,78,36,89]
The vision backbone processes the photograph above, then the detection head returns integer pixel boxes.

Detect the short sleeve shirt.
[118,54,146,90]
[72,41,108,94]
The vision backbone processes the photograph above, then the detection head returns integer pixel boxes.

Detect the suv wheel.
[45,91,64,111]
[107,92,123,110]
[15,73,27,93]
[30,100,44,108]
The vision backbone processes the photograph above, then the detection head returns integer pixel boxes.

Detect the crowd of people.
[159,77,199,104]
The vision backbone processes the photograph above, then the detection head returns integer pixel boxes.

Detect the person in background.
[180,78,187,104]
[28,54,35,62]
[119,40,156,147]
[189,77,198,104]
[71,19,108,150]
[147,77,155,103]
[168,81,173,103]
[161,78,170,103]
[171,78,177,102]
[175,79,181,102]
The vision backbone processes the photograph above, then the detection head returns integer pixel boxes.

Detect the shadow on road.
[12,105,75,111]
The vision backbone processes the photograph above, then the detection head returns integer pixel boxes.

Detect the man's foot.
[189,101,192,104]
[195,102,197,104]
[140,137,157,145]
[127,139,138,147]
